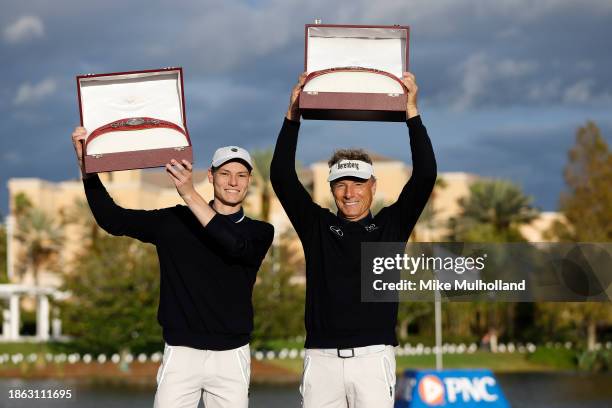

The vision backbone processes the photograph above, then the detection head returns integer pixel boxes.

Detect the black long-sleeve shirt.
[83,174,274,350]
[270,116,437,348]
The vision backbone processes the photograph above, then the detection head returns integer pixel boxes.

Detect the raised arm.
[72,127,164,244]
[165,159,274,266]
[269,74,320,241]
[378,73,437,240]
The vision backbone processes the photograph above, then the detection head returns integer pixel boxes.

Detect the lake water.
[0,373,610,407]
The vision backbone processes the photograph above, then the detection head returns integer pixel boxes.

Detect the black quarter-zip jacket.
[270,116,437,349]
[83,174,274,350]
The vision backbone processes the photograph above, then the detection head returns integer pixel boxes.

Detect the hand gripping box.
[76,67,192,173]
[299,24,410,122]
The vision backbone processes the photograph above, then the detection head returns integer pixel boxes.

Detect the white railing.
[1,341,608,365]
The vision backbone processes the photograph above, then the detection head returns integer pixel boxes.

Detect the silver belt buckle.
[126,118,145,126]
[337,348,355,358]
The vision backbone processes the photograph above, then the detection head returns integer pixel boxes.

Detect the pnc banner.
[395,369,510,408]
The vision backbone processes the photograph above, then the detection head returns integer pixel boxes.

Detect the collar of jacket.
[209,201,245,223]
[337,211,374,227]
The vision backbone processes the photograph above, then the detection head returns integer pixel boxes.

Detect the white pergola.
[0,284,66,342]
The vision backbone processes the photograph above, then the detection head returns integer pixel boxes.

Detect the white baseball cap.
[328,160,374,182]
[211,146,253,170]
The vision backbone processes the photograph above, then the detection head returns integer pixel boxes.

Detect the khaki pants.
[154,343,250,408]
[300,345,396,408]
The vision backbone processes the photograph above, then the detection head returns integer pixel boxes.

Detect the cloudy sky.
[1,0,611,214]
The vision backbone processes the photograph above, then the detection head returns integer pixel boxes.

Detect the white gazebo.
[0,284,67,342]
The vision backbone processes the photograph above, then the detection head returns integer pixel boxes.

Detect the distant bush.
[59,234,162,355]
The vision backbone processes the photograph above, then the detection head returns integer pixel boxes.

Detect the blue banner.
[395,369,510,407]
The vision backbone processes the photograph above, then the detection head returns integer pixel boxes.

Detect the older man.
[71,129,273,408]
[270,72,437,407]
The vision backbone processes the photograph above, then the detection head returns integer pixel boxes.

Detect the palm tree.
[450,179,539,242]
[447,179,539,350]
[13,192,33,217]
[14,206,63,286]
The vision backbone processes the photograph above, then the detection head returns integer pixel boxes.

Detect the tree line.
[1,121,609,361]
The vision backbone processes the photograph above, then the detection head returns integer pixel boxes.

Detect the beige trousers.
[154,343,250,408]
[300,345,396,408]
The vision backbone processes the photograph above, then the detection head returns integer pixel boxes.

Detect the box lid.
[76,68,190,155]
[305,24,409,78]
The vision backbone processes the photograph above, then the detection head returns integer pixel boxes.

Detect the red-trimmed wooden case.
[76,67,192,173]
[299,24,410,122]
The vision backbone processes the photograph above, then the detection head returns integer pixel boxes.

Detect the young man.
[270,72,437,407]
[71,129,274,408]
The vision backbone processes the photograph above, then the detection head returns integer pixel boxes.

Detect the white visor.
[328,160,374,182]
[211,146,253,169]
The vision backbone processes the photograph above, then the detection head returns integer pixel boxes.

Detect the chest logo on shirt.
[329,225,344,237]
[365,223,379,232]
